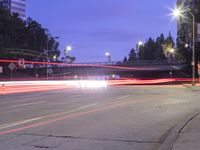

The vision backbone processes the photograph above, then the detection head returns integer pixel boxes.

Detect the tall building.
[0,0,26,18]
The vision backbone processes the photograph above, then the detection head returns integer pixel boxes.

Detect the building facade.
[0,0,26,18]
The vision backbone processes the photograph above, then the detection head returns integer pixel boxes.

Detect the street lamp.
[46,36,59,80]
[64,45,72,63]
[137,41,143,63]
[169,48,175,78]
[105,52,111,63]
[172,7,196,86]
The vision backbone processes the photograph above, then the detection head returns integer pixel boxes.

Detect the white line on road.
[117,95,130,100]
[0,95,48,105]
[70,95,82,98]
[0,117,42,130]
[78,103,99,110]
[8,101,46,109]
[18,94,42,99]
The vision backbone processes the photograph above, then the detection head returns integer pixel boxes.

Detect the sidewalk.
[159,84,200,150]
[172,113,200,150]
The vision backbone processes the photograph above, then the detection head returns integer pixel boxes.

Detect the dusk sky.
[27,0,177,62]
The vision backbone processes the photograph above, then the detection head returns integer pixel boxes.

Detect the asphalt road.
[0,85,200,150]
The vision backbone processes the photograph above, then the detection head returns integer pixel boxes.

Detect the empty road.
[0,85,200,150]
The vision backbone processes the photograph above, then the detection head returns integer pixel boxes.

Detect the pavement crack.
[20,133,160,144]
[34,145,50,149]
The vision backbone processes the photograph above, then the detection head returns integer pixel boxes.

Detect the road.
[0,85,200,150]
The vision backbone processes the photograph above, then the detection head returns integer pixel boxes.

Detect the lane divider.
[0,94,174,136]
[7,101,46,109]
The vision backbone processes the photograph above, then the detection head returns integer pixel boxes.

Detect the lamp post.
[46,36,59,80]
[63,45,72,78]
[172,7,196,86]
[137,41,143,64]
[169,48,175,78]
[65,45,72,62]
[105,52,111,63]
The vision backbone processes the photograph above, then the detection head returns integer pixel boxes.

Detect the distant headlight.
[78,80,107,89]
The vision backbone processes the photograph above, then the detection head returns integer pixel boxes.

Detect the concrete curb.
[158,112,200,150]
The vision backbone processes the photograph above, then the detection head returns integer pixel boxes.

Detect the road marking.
[0,95,48,105]
[117,95,130,100]
[70,95,81,98]
[0,117,42,130]
[8,101,46,109]
[0,94,175,135]
[18,94,42,99]
[78,103,99,110]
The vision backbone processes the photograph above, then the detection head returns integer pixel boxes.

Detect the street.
[0,85,200,150]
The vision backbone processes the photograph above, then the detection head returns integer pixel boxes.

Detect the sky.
[26,0,178,62]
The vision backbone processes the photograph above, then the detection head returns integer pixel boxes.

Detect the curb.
[158,112,200,150]
[182,84,200,91]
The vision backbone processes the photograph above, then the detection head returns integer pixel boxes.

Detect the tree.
[154,34,166,60]
[176,0,200,65]
[139,38,156,60]
[0,8,60,60]
[128,48,137,63]
[123,56,128,63]
[163,32,175,57]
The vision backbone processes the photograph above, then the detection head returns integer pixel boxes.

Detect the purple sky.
[27,0,177,62]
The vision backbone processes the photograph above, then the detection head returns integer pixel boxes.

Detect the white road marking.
[0,117,42,130]
[0,95,48,105]
[70,95,81,98]
[117,95,130,100]
[8,101,46,109]
[78,103,99,110]
[18,94,42,99]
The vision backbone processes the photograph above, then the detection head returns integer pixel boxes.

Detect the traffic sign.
[8,63,16,71]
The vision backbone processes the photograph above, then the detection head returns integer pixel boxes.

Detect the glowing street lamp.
[65,45,72,57]
[170,48,175,54]
[172,7,196,86]
[66,45,72,51]
[138,41,143,46]
[105,52,111,63]
[53,55,57,60]
[171,7,183,18]
[105,52,110,57]
[137,41,143,64]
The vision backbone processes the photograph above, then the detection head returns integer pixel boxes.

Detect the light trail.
[0,93,175,136]
[0,78,198,95]
[0,59,159,71]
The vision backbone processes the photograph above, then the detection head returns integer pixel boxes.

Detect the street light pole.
[137,41,143,64]
[172,8,196,86]
[105,52,111,64]
[46,40,49,80]
[170,48,175,78]
[189,12,196,86]
[46,36,59,80]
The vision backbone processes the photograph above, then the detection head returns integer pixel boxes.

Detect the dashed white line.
[70,95,82,98]
[8,101,46,109]
[0,117,42,130]
[78,103,99,110]
[117,95,130,100]
[18,94,42,99]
